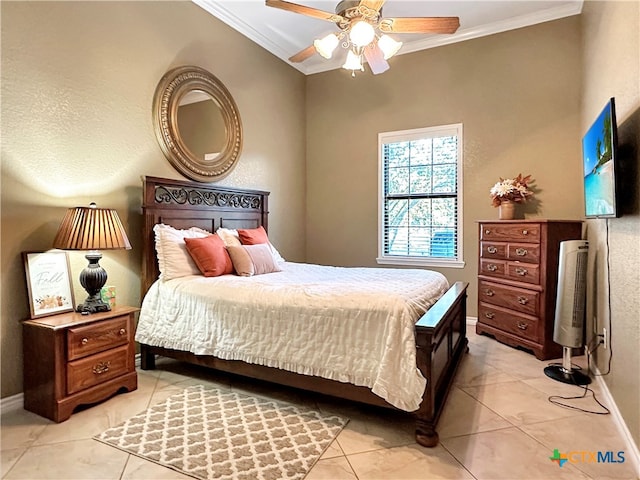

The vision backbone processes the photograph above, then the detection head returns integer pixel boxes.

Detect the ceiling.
[194,0,583,75]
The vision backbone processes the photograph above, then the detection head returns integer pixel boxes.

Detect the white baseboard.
[0,393,24,415]
[592,368,640,475]
[466,316,477,326]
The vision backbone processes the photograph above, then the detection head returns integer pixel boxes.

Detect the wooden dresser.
[476,220,582,360]
[23,306,138,422]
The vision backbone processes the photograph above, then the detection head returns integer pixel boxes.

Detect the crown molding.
[194,0,583,76]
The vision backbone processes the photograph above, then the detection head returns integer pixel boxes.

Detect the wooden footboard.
[140,281,468,447]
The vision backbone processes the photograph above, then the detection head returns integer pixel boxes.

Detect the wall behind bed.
[1,2,306,398]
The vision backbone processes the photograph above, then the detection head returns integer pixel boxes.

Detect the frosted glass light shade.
[313,33,339,59]
[378,34,403,59]
[342,50,363,71]
[349,21,375,47]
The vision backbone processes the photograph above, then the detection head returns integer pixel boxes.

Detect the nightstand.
[23,306,138,422]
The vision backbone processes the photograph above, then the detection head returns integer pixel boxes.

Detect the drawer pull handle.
[515,267,528,276]
[487,246,498,254]
[515,248,528,256]
[487,264,498,272]
[92,361,111,375]
[517,296,529,305]
[522,230,529,235]
[484,312,495,319]
[485,289,495,297]
[81,338,88,345]
[119,328,126,335]
[517,322,528,330]
[485,229,491,235]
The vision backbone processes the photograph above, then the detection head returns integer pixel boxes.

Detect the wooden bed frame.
[139,175,468,447]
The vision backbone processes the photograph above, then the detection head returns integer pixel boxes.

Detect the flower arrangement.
[490,174,534,207]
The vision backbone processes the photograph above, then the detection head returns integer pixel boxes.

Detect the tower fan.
[544,240,591,385]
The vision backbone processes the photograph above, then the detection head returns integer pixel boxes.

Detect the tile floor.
[2,328,638,480]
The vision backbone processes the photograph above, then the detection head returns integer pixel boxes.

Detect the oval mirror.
[153,66,242,182]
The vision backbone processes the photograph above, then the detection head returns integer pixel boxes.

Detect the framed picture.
[23,251,75,318]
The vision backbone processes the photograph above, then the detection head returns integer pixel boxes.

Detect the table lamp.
[53,203,131,313]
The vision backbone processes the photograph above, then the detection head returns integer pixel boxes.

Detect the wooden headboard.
[141,176,269,296]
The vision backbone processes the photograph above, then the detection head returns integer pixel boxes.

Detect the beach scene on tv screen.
[583,104,615,216]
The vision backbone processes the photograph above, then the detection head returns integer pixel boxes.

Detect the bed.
[137,175,468,447]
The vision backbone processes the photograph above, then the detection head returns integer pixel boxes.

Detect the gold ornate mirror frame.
[152,66,242,182]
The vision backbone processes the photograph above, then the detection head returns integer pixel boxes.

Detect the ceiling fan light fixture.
[349,20,375,47]
[313,33,340,59]
[342,49,364,73]
[377,34,402,59]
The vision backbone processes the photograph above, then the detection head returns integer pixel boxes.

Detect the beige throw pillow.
[227,244,283,277]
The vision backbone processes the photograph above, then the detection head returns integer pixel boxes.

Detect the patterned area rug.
[94,385,348,480]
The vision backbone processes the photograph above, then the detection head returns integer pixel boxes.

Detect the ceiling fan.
[265,0,460,76]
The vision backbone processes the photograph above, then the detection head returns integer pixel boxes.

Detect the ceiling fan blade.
[265,0,343,23]
[363,44,389,75]
[379,17,460,34]
[288,45,317,63]
[359,0,386,12]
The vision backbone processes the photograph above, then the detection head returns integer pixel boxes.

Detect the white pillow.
[216,227,285,263]
[153,224,210,281]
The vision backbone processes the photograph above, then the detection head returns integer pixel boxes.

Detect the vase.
[498,200,515,220]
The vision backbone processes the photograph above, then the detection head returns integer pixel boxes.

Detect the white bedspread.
[135,262,449,411]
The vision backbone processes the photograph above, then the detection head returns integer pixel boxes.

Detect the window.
[378,124,464,268]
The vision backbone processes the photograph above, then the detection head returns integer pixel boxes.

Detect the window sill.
[376,257,466,269]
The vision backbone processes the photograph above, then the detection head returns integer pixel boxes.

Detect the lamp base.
[76,294,111,314]
[77,251,110,314]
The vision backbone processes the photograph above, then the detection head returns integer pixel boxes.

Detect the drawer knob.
[515,248,528,256]
[485,289,495,297]
[484,312,495,319]
[487,264,498,272]
[517,322,528,330]
[81,338,88,345]
[119,328,126,335]
[515,267,528,276]
[487,246,498,254]
[485,229,491,235]
[517,296,529,305]
[522,229,529,235]
[92,361,111,375]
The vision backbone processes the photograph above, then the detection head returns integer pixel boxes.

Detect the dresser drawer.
[507,243,540,263]
[479,258,506,277]
[478,303,540,341]
[481,223,541,242]
[478,280,539,316]
[67,316,130,361]
[480,242,507,260]
[67,345,131,395]
[506,262,540,285]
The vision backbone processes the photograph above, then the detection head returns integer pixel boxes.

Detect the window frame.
[377,123,465,268]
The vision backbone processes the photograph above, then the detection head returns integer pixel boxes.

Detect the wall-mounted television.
[582,98,619,218]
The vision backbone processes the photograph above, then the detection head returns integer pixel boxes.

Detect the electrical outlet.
[603,327,608,350]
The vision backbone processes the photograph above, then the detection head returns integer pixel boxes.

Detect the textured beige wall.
[1,1,306,397]
[581,0,640,448]
[306,17,584,314]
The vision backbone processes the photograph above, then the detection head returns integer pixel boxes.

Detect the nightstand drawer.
[478,303,540,341]
[478,280,539,316]
[481,223,541,242]
[67,316,130,361]
[67,345,131,394]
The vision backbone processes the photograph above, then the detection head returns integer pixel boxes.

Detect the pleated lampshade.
[53,204,131,251]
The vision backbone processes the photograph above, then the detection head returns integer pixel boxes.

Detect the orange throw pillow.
[184,234,233,277]
[237,226,269,245]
